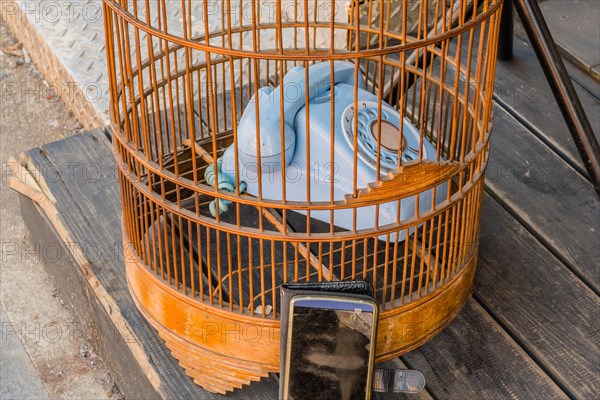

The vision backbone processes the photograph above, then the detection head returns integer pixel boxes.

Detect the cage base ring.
[124,226,478,393]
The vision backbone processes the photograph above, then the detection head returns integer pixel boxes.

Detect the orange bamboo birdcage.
[102,0,503,393]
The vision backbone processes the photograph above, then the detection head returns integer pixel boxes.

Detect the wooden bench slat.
[475,195,599,398]
[493,29,600,174]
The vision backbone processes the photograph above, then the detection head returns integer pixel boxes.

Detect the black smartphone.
[281,295,378,400]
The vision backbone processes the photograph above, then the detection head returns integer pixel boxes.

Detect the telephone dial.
[219,61,447,241]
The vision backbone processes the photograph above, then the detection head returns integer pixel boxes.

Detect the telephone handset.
[233,61,365,171]
[221,61,447,241]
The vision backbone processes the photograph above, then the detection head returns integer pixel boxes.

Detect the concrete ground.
[0,21,121,399]
[1,307,48,400]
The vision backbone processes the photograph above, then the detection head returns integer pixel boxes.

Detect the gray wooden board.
[487,106,600,293]
[476,195,599,399]
[19,196,161,400]
[24,130,279,400]
[401,300,567,400]
[538,0,600,73]
[562,50,600,100]
[512,17,600,100]
[494,28,600,176]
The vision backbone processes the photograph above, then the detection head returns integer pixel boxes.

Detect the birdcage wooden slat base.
[124,224,477,393]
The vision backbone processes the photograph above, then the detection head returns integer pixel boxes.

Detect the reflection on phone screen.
[286,299,375,400]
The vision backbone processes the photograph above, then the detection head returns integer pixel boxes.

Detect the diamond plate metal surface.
[11,0,209,124]
[12,1,109,122]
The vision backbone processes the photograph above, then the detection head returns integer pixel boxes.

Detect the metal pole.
[497,0,514,60]
[512,0,600,195]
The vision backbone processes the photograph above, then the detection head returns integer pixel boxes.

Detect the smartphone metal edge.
[282,295,379,400]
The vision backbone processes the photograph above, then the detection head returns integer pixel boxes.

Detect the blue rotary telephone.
[218,61,447,241]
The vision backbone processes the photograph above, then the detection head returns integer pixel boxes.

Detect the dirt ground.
[0,21,121,399]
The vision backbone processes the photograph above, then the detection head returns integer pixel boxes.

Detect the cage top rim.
[103,0,502,60]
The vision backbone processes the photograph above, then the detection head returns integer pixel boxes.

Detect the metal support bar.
[512,0,600,195]
[497,0,514,60]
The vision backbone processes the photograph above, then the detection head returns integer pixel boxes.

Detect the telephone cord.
[204,158,247,217]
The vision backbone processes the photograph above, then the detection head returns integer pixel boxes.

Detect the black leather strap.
[281,280,374,296]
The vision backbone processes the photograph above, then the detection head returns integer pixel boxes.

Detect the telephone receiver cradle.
[221,61,448,242]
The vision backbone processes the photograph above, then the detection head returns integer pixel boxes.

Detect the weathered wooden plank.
[487,107,600,293]
[402,300,567,400]
[563,51,600,100]
[476,195,600,399]
[538,0,600,78]
[494,30,600,174]
[23,130,279,399]
[19,196,162,400]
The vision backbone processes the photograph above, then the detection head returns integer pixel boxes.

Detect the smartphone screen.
[283,296,378,400]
